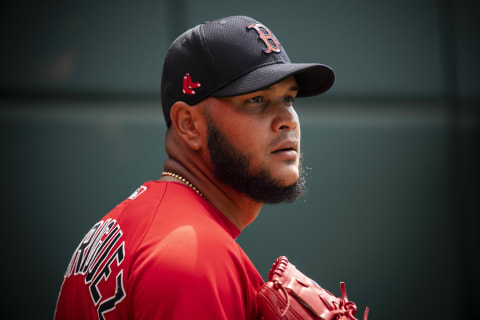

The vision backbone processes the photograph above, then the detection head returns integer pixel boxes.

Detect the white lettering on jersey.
[64,219,126,319]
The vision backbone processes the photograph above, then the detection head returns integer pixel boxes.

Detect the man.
[54,15,334,319]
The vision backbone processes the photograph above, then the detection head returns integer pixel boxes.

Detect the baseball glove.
[257,256,369,320]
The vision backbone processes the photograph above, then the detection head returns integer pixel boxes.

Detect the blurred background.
[1,0,478,319]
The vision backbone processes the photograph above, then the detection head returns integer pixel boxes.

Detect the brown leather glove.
[257,256,369,320]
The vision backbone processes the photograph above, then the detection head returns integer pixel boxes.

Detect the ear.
[169,101,204,150]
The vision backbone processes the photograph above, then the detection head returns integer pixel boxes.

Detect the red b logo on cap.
[247,23,281,54]
[183,73,201,95]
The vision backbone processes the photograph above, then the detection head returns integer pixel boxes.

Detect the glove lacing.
[273,281,291,317]
[274,280,369,320]
[317,282,369,320]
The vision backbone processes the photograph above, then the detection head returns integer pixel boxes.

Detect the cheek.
[236,130,267,159]
[209,106,274,163]
[219,116,265,148]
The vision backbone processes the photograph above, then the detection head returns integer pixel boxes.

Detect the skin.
[161,76,301,230]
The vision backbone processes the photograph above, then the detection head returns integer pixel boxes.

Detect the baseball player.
[54,15,344,319]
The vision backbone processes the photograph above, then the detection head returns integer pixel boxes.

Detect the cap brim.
[212,62,335,98]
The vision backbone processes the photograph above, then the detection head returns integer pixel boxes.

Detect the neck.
[162,157,263,230]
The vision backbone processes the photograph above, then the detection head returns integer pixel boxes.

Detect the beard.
[206,117,306,204]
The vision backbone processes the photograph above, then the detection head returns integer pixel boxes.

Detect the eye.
[246,96,264,104]
[283,95,295,104]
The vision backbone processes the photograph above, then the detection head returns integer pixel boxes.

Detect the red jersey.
[55,181,264,320]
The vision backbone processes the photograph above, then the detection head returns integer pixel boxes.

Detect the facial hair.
[206,117,306,204]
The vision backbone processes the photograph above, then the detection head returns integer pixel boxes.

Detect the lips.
[271,140,298,159]
[272,140,298,153]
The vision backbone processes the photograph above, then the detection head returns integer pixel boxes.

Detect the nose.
[272,105,299,132]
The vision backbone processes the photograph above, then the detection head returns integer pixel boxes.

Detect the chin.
[273,167,299,186]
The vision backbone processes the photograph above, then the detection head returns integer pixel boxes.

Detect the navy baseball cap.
[161,15,335,126]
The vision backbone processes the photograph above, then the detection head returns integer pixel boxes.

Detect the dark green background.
[1,0,478,319]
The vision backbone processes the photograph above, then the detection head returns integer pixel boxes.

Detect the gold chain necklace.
[161,171,206,200]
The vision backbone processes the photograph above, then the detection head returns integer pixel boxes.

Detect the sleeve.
[127,226,251,320]
[129,265,230,319]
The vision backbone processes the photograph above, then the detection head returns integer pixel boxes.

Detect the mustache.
[267,131,299,149]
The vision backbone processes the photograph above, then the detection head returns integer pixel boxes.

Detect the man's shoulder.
[140,184,242,259]
[101,180,236,248]
[98,180,248,276]
[129,181,247,269]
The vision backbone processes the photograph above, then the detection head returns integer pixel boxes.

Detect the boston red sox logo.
[247,23,281,53]
[183,73,201,95]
